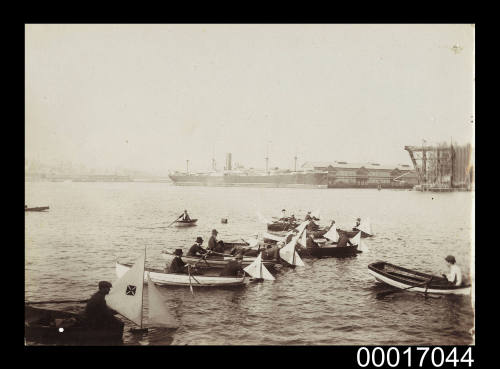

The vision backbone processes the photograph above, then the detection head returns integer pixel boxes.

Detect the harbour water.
[25,182,474,345]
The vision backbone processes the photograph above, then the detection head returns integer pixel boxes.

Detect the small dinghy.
[298,244,360,258]
[368,261,471,295]
[116,261,246,287]
[161,250,279,270]
[25,305,123,345]
[25,206,50,212]
[174,219,198,227]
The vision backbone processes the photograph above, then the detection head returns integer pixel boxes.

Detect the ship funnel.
[226,153,232,171]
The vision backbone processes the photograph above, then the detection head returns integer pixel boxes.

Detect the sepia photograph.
[25,24,474,348]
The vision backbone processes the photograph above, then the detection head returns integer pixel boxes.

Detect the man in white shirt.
[443,255,462,286]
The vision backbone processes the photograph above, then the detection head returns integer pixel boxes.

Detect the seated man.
[353,217,361,230]
[84,281,124,330]
[337,233,354,247]
[187,237,206,257]
[168,249,187,273]
[442,255,463,286]
[306,235,320,248]
[304,211,313,221]
[219,253,244,277]
[262,244,280,260]
[180,210,191,221]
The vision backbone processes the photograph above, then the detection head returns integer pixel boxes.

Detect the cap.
[174,248,183,256]
[445,255,456,264]
[196,236,203,243]
[98,281,112,289]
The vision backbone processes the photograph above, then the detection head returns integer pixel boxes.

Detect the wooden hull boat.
[116,261,246,287]
[161,250,279,269]
[267,222,300,232]
[25,206,50,212]
[368,261,471,295]
[25,305,123,345]
[174,219,197,227]
[298,244,360,258]
[337,228,372,238]
[266,227,329,240]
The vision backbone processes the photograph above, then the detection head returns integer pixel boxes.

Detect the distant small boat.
[25,206,50,212]
[174,219,197,227]
[368,261,471,295]
[25,305,123,345]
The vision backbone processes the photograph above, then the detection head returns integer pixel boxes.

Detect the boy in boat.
[187,237,207,257]
[84,281,124,330]
[179,210,191,221]
[219,253,244,277]
[306,234,320,248]
[353,217,361,230]
[442,255,463,286]
[168,249,187,273]
[337,233,353,247]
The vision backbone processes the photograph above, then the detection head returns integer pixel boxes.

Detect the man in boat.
[306,234,320,248]
[336,233,354,247]
[279,209,287,221]
[84,281,124,330]
[207,229,218,251]
[219,253,244,277]
[179,210,191,221]
[353,217,361,230]
[262,243,280,260]
[187,237,207,257]
[306,219,319,231]
[168,249,187,273]
[442,255,463,286]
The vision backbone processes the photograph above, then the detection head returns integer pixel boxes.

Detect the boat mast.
[140,247,146,329]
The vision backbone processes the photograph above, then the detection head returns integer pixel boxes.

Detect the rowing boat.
[160,250,279,269]
[267,221,300,232]
[174,219,198,227]
[116,261,246,287]
[25,305,123,345]
[368,261,471,295]
[298,244,360,258]
[25,206,50,212]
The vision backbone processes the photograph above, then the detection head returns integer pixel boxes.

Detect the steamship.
[168,153,328,189]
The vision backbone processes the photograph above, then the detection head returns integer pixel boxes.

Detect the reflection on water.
[25,182,474,345]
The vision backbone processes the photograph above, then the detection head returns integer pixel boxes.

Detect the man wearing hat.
[168,248,187,273]
[84,281,123,329]
[219,252,244,277]
[187,237,207,257]
[442,255,463,286]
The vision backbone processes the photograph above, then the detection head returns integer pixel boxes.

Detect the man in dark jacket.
[187,237,206,257]
[219,253,244,277]
[337,234,354,247]
[306,235,320,248]
[84,281,123,329]
[207,229,218,251]
[168,249,187,273]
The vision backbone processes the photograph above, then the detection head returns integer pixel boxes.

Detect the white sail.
[358,217,373,235]
[279,228,305,267]
[350,230,367,251]
[263,232,285,242]
[243,253,275,280]
[106,253,145,326]
[323,226,339,242]
[147,274,179,328]
[300,229,307,247]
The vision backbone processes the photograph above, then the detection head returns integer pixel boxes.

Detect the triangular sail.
[147,274,179,328]
[243,253,275,280]
[279,227,305,267]
[300,229,307,246]
[323,226,339,242]
[349,231,364,251]
[106,253,145,327]
[358,217,373,236]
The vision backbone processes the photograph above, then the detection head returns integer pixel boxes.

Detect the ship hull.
[169,173,328,189]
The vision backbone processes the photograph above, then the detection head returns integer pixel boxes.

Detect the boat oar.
[376,277,433,298]
[165,214,183,228]
[187,265,194,296]
[26,299,89,305]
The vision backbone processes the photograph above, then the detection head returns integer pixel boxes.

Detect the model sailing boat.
[278,221,306,267]
[105,249,179,333]
[243,252,275,281]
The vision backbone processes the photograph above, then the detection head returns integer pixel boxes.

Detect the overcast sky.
[25,24,474,174]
